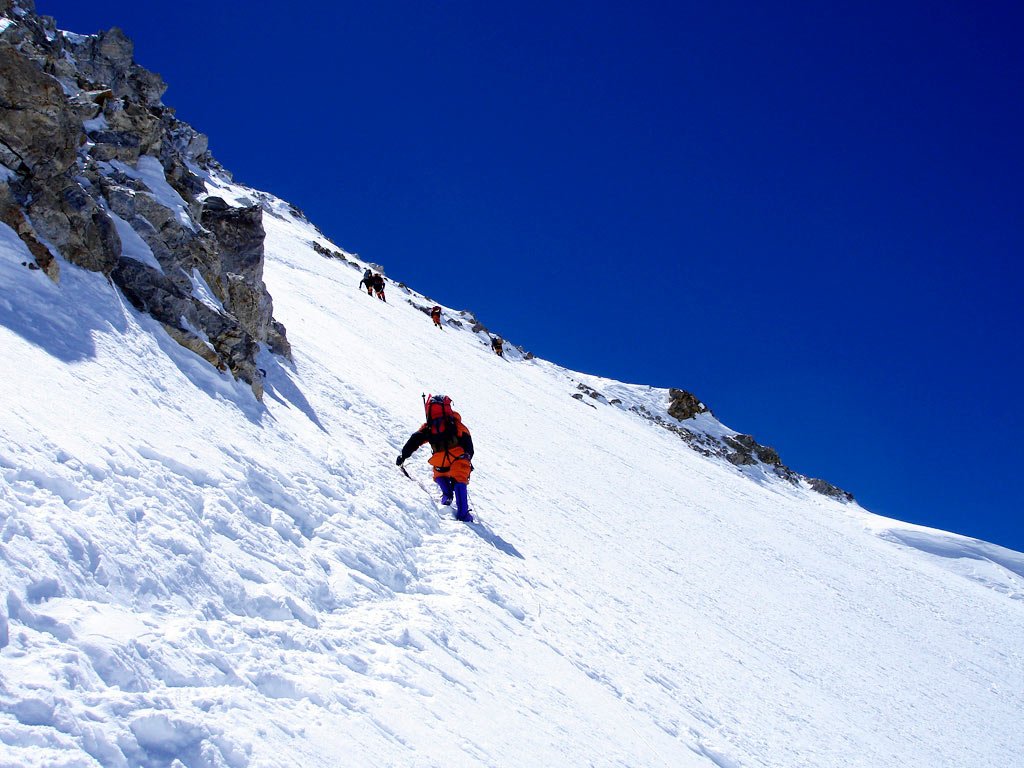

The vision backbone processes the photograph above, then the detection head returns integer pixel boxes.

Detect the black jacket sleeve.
[458,428,474,459]
[399,426,430,461]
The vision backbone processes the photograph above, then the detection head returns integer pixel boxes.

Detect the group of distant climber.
[359,268,387,302]
[359,268,505,356]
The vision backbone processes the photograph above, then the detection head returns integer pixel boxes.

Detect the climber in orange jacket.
[396,394,475,521]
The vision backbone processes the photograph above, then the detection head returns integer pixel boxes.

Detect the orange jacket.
[400,413,474,483]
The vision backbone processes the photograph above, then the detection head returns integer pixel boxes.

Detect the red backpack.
[425,394,456,436]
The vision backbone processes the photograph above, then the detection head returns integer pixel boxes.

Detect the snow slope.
[1,177,1023,768]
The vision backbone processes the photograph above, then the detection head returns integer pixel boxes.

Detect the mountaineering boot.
[454,482,473,522]
[434,476,454,506]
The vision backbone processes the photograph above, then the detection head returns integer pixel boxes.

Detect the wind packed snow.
[105,211,163,273]
[108,157,196,232]
[82,114,109,134]
[1,176,1023,768]
[186,268,225,314]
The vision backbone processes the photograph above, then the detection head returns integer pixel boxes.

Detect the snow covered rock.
[667,387,709,420]
[807,476,856,502]
[69,26,168,108]
[0,45,79,179]
[0,0,288,397]
[724,433,782,466]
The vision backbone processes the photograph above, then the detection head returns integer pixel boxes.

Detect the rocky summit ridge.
[0,0,289,398]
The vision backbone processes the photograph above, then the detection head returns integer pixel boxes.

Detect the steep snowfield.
[1,179,1022,768]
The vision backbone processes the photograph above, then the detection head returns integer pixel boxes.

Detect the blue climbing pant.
[435,476,471,519]
[434,477,454,505]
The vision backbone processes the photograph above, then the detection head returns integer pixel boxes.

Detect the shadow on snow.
[466,519,525,560]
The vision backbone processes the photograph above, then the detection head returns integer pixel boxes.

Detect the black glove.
[396,454,405,466]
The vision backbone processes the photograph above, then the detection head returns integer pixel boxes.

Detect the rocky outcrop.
[576,383,607,403]
[724,434,782,467]
[0,1,289,397]
[0,43,78,179]
[667,388,709,420]
[619,390,855,502]
[0,200,57,278]
[71,27,168,108]
[311,240,358,268]
[807,478,855,503]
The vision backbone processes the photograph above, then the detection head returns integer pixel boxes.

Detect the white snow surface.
[186,268,226,315]
[108,157,196,232]
[105,210,162,274]
[1,176,1023,768]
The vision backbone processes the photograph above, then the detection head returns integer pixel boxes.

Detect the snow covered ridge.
[3,178,1024,767]
[3,2,1024,767]
[0,0,289,398]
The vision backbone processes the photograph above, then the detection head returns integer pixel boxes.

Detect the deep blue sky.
[40,1,1023,550]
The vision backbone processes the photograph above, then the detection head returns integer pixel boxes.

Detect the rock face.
[667,388,709,420]
[0,1,289,398]
[724,434,782,467]
[619,386,854,503]
[807,478,855,503]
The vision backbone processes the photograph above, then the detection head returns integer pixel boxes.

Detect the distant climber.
[359,268,373,296]
[430,305,443,329]
[491,336,504,357]
[371,273,387,302]
[396,394,475,522]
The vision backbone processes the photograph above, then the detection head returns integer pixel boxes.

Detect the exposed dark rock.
[0,6,290,398]
[110,256,193,325]
[67,27,167,107]
[630,403,722,459]
[728,434,755,450]
[773,465,801,486]
[0,44,78,179]
[312,241,339,259]
[807,478,855,503]
[723,434,782,468]
[631,393,853,499]
[267,319,292,360]
[110,257,264,396]
[0,185,57,278]
[202,198,265,283]
[224,271,273,344]
[667,388,709,420]
[754,444,782,466]
[576,383,608,404]
[26,178,121,274]
[726,450,758,466]
[162,156,206,213]
[310,240,358,268]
